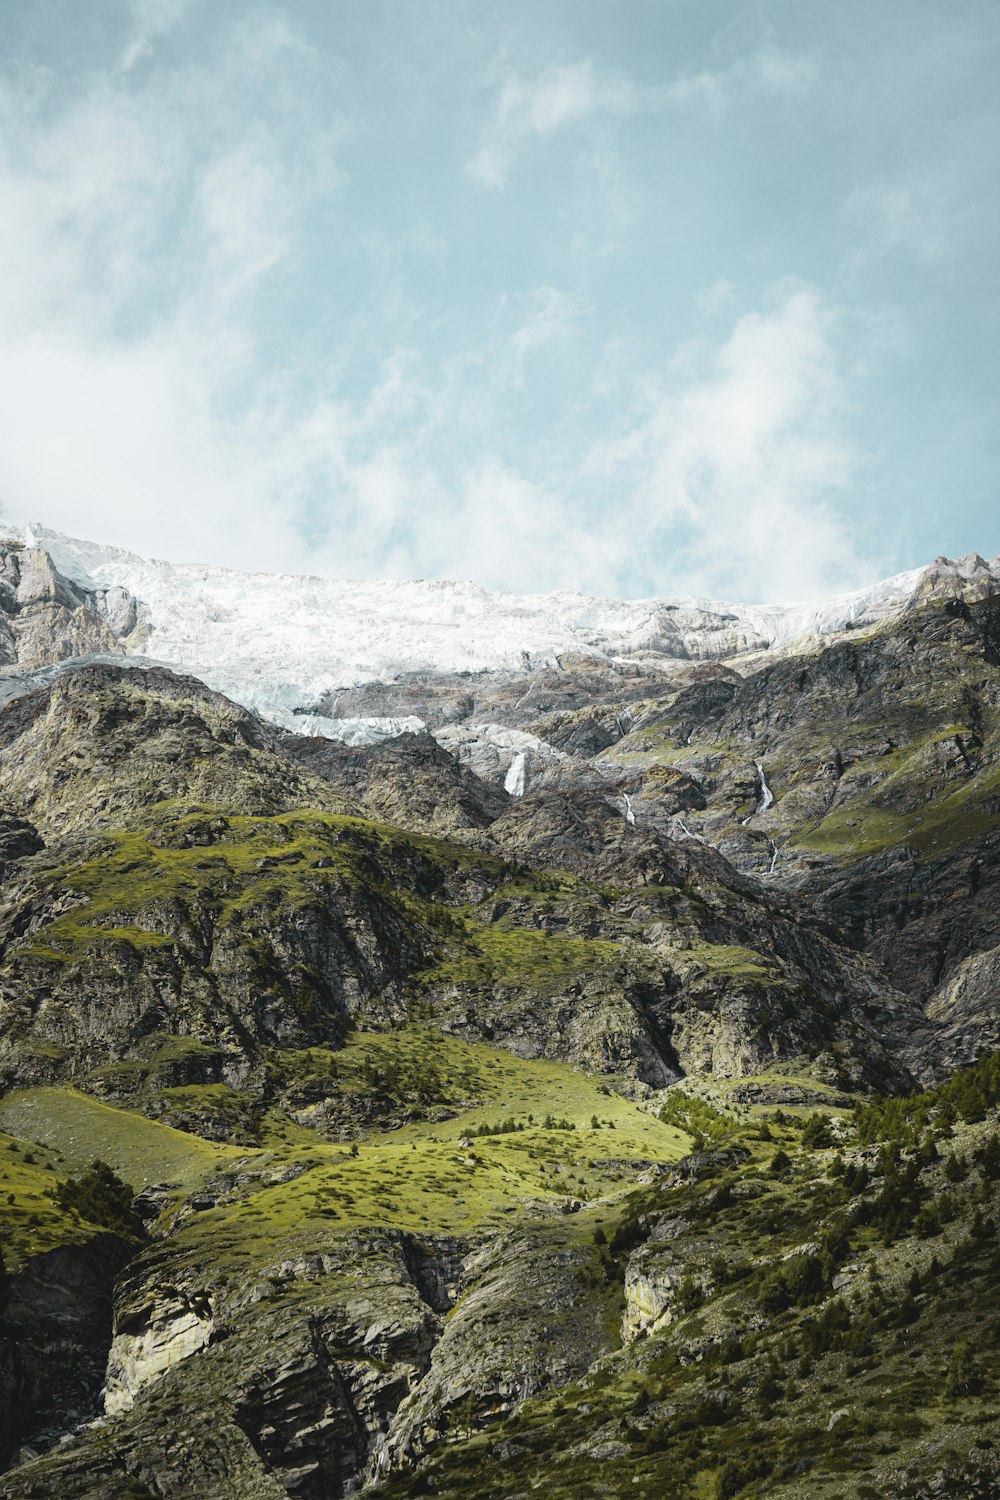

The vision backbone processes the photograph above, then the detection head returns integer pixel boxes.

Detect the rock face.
[104,1289,215,1415]
[0,651,934,1100]
[382,1226,613,1470]
[0,1235,134,1469]
[1,1229,472,1498]
[0,540,141,675]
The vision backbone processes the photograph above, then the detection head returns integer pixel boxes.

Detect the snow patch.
[270,709,427,746]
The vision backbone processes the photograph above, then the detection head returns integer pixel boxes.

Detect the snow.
[0,523,980,744]
[0,652,155,711]
[268,709,427,745]
[434,722,570,787]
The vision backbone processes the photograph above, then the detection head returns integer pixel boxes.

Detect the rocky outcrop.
[104,1289,215,1415]
[0,1228,471,1499]
[0,664,356,838]
[0,542,133,674]
[433,723,574,798]
[383,1225,615,1471]
[924,942,1000,1076]
[0,1234,135,1470]
[285,729,510,837]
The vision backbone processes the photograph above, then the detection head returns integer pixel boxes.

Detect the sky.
[0,0,998,603]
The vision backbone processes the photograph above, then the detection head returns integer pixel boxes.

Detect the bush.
[944,1336,983,1398]
[53,1161,140,1237]
[801,1114,834,1150]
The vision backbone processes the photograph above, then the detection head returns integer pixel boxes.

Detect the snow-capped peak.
[1,522,995,743]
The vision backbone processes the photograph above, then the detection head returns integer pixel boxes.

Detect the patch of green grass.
[0,1130,91,1269]
[0,1036,691,1275]
[678,942,782,985]
[415,922,624,990]
[0,1088,238,1194]
[14,808,505,961]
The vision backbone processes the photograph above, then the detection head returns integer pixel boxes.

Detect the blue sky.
[0,0,997,601]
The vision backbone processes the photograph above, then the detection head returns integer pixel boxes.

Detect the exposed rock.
[0,1235,135,1469]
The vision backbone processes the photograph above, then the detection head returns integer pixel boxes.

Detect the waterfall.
[675,817,704,842]
[742,759,775,823]
[504,751,527,797]
[755,760,775,814]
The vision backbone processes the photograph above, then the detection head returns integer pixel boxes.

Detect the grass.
[369,1093,1000,1500]
[0,1031,692,1278]
[678,942,783,985]
[0,1130,91,1269]
[0,1087,238,1194]
[793,752,1000,862]
[414,922,624,990]
[13,806,505,962]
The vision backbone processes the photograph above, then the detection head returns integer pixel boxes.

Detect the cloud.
[582,284,872,602]
[120,0,194,72]
[196,128,300,293]
[417,459,627,593]
[667,43,818,120]
[0,13,870,606]
[500,286,585,388]
[466,61,637,189]
[0,10,352,572]
[695,277,736,319]
[842,180,954,269]
[466,42,817,194]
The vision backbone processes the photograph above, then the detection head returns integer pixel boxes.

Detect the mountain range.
[1,525,999,1498]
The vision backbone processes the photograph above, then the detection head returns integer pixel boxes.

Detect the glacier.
[3,522,998,746]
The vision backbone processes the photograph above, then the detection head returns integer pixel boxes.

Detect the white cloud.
[583,285,873,602]
[0,15,870,606]
[417,459,627,593]
[196,129,298,294]
[842,180,954,269]
[501,286,585,388]
[696,277,736,319]
[466,61,637,189]
[120,0,194,72]
[0,12,354,573]
[667,43,818,120]
[466,43,817,194]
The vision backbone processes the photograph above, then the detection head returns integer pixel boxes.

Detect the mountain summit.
[5,522,997,736]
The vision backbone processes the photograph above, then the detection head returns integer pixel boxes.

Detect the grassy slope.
[371,1060,1000,1500]
[0,1029,691,1282]
[13,807,503,962]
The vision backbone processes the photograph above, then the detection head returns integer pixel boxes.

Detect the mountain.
[0,526,999,1498]
[5,522,996,734]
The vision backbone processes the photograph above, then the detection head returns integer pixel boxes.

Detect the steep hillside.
[1,531,999,1497]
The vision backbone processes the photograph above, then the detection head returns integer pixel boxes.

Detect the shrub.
[54,1161,140,1237]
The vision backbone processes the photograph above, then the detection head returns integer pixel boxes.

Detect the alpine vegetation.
[1,530,1000,1497]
